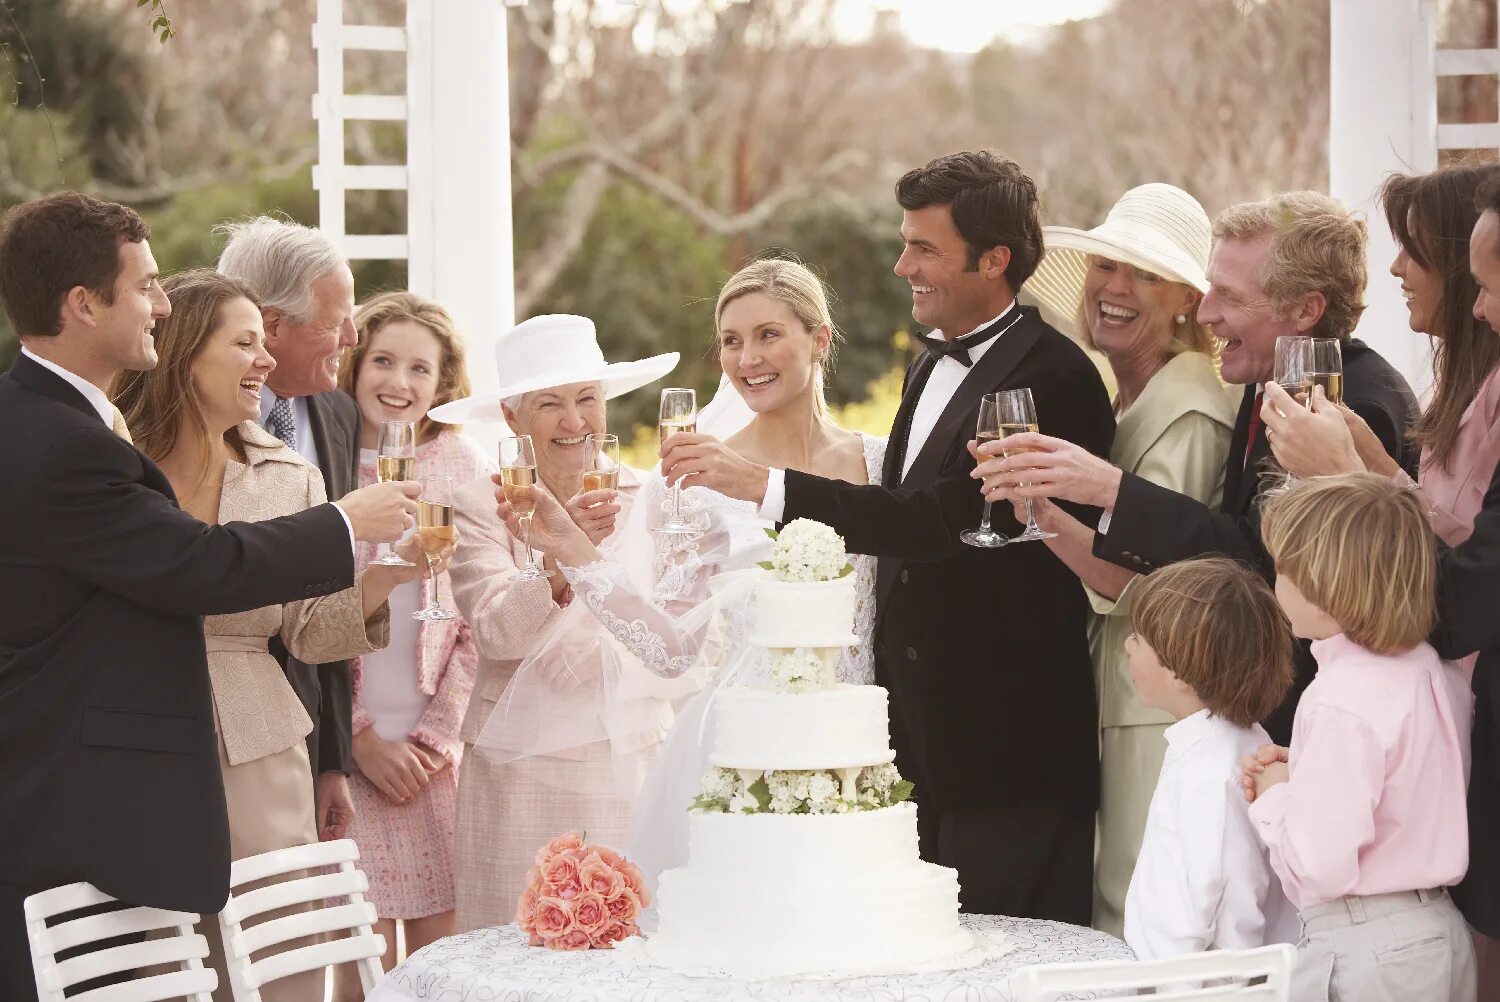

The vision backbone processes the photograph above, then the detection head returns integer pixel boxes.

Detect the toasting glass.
[583,434,621,494]
[499,434,550,581]
[413,474,456,622]
[657,388,698,534]
[961,392,1010,548]
[373,420,416,567]
[1303,338,1344,406]
[993,387,1055,544]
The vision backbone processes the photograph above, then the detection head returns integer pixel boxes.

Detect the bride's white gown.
[559,434,885,894]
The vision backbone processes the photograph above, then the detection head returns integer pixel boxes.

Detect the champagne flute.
[499,435,550,581]
[1304,338,1344,406]
[657,387,698,534]
[961,393,1010,548]
[413,474,456,622]
[994,387,1056,544]
[1272,336,1310,401]
[583,433,621,494]
[373,420,416,567]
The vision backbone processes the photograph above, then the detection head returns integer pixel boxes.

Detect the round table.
[366,915,1133,1001]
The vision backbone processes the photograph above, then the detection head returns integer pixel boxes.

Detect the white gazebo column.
[1329,0,1437,397]
[407,0,519,447]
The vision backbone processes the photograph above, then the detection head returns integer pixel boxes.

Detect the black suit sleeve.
[317,661,353,774]
[38,425,353,614]
[1433,460,1500,661]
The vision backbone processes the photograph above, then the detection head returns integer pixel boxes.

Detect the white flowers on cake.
[761,519,853,583]
[691,764,913,815]
[770,648,824,692]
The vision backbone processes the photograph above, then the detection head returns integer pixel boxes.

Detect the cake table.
[365,915,1134,1002]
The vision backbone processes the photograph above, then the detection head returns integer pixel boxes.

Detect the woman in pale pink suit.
[332,293,491,999]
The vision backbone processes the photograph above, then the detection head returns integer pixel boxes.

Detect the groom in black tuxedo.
[664,151,1114,922]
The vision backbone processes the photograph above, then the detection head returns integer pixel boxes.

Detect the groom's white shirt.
[22,347,113,427]
[758,301,1015,522]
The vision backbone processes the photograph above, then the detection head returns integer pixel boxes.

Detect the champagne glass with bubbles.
[413,474,456,621]
[499,435,550,581]
[373,420,416,567]
[584,434,621,494]
[961,393,1011,548]
[657,388,698,534]
[994,388,1056,544]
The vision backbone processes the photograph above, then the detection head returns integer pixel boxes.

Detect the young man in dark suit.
[218,218,363,842]
[976,191,1418,742]
[662,151,1116,923]
[0,193,417,1000]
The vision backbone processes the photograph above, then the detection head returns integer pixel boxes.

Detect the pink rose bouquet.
[517,832,648,950]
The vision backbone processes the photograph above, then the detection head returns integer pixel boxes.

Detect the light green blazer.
[1087,350,1237,728]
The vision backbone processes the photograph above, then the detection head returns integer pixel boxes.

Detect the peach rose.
[533,896,574,939]
[534,831,586,868]
[571,891,609,937]
[516,886,540,932]
[605,886,641,923]
[592,845,627,869]
[542,854,583,900]
[578,854,625,899]
[618,861,650,907]
[529,933,544,947]
[546,928,593,951]
[595,920,634,947]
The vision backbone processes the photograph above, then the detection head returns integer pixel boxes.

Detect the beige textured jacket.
[206,423,389,766]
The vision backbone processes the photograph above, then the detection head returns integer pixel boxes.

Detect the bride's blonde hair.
[714,257,843,414]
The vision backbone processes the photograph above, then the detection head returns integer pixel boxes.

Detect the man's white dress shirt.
[22,347,114,427]
[1124,709,1299,960]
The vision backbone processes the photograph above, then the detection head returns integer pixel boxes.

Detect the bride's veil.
[695,373,755,440]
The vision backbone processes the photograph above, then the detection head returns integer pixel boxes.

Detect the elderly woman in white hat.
[1016,184,1237,937]
[432,314,680,931]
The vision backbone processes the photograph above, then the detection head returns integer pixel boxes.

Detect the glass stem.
[671,480,682,525]
[521,512,536,572]
[1024,498,1040,532]
[977,500,993,532]
[426,554,440,611]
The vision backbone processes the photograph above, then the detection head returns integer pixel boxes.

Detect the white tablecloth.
[367,914,1134,1001]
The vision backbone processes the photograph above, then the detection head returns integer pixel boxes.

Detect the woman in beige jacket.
[112,270,449,1001]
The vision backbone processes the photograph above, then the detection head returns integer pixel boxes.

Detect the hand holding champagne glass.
[583,433,621,493]
[1272,336,1310,404]
[1302,338,1344,406]
[413,474,457,622]
[499,434,550,580]
[374,420,417,566]
[961,393,1010,548]
[657,387,698,534]
[965,387,1055,546]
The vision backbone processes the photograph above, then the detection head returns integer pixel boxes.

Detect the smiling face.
[1198,235,1310,385]
[189,295,276,435]
[502,381,607,482]
[717,291,829,416]
[893,204,1011,336]
[1081,256,1199,361]
[263,265,357,397]
[86,239,172,374]
[1391,212,1444,337]
[353,319,444,447]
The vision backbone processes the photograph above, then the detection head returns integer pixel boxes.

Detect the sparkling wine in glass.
[1272,336,1311,400]
[583,433,621,494]
[961,393,1010,548]
[1302,338,1344,406]
[996,387,1055,544]
[657,387,698,534]
[499,435,550,581]
[374,420,416,567]
[413,475,456,622]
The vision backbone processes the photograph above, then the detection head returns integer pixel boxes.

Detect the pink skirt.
[348,761,459,920]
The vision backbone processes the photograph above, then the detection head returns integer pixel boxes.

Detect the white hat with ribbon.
[1024,183,1211,338]
[428,314,679,424]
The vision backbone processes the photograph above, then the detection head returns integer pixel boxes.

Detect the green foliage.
[136,0,177,45]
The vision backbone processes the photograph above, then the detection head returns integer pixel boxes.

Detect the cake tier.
[709,684,894,771]
[749,573,859,649]
[647,805,971,978]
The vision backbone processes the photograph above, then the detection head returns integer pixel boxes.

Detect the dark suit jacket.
[0,353,352,912]
[1431,458,1500,937]
[782,306,1115,811]
[274,389,361,776]
[1093,337,1419,741]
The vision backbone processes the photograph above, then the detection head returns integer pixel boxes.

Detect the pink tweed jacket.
[351,430,493,765]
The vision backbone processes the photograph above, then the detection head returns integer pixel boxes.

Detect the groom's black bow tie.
[915,312,1012,368]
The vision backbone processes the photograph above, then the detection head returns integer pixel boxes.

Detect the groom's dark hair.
[895,150,1043,286]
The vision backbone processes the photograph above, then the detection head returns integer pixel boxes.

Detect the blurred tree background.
[0,0,1493,436]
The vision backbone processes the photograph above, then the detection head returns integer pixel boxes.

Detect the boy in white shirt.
[1123,557,1301,960]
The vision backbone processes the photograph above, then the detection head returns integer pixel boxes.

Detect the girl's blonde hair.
[339,291,472,444]
[714,258,843,413]
[1260,473,1435,655]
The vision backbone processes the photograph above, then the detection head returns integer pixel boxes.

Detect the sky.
[833,0,1114,52]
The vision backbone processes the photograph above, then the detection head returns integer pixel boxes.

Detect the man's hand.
[659,433,769,505]
[352,728,430,806]
[1239,743,1289,803]
[970,433,1123,509]
[1260,382,1364,478]
[337,481,420,543]
[314,771,356,840]
[565,489,622,545]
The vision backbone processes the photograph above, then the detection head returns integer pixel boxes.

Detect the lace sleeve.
[560,560,704,679]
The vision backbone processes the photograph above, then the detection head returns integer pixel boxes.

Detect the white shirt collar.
[21,347,114,428]
[928,299,1018,366]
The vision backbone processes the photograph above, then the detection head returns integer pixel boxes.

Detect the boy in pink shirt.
[1246,473,1475,1000]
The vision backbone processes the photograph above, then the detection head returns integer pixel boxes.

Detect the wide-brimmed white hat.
[428,314,678,424]
[1024,183,1211,339]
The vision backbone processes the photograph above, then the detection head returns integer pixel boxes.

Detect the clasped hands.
[1239,743,1290,803]
[352,726,447,806]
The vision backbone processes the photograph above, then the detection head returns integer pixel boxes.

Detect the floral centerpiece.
[516,832,649,950]
[691,763,915,815]
[760,519,854,582]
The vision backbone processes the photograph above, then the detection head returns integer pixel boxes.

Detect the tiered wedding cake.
[642,520,973,978]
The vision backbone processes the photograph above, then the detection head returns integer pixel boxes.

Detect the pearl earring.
[1175,314,1187,325]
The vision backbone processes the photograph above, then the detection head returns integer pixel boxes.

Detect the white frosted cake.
[642,520,972,978]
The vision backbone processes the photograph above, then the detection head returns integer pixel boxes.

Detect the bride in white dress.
[494,259,885,891]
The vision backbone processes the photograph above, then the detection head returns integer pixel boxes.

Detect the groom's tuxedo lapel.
[885,352,934,487]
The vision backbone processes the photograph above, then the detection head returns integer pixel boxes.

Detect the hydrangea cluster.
[690,764,913,815]
[762,519,852,583]
[769,648,825,692]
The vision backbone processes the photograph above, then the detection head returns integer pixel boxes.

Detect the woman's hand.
[1343,406,1399,477]
[1260,382,1364,477]
[971,433,1123,510]
[565,488,622,546]
[360,532,457,616]
[410,741,449,777]
[352,727,431,805]
[660,433,770,505]
[491,474,598,566]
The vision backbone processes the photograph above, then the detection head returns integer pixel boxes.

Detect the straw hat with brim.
[1024,183,1212,341]
[428,314,679,424]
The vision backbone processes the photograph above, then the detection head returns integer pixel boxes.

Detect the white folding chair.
[1011,943,1298,1001]
[217,838,385,1002]
[23,881,217,1002]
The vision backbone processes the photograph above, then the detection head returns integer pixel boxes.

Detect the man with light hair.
[217,216,362,840]
[975,190,1418,739]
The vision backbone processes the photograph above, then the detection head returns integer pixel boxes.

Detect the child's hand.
[1253,759,1290,799]
[1240,743,1289,803]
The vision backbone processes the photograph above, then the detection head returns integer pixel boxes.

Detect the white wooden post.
[1329,0,1438,397]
